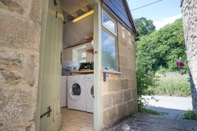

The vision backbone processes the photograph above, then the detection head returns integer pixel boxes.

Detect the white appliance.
[61,76,67,107]
[85,74,94,113]
[67,75,86,111]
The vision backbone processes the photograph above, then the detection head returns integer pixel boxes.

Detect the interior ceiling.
[60,0,93,23]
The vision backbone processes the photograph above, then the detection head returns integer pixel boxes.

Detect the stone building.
[0,0,138,130]
[181,0,197,118]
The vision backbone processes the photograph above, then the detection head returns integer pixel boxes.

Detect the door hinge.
[53,0,57,6]
[40,106,52,119]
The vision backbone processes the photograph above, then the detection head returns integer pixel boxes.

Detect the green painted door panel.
[40,0,63,130]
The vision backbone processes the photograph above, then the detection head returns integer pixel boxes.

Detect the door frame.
[35,0,102,130]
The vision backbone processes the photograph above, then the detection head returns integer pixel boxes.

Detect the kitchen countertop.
[68,70,94,76]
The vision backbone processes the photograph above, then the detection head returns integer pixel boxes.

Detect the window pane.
[101,29,117,70]
[102,12,116,34]
[81,52,86,59]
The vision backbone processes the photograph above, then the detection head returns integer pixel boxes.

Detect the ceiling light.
[72,10,94,23]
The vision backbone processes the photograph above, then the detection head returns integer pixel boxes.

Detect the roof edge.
[122,0,139,36]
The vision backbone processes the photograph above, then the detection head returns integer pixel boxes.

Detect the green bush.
[152,72,190,96]
[136,68,158,112]
[184,110,196,120]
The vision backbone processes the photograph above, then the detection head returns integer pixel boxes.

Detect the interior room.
[59,0,94,130]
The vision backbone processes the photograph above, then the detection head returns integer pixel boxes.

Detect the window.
[78,49,86,63]
[102,10,117,70]
[102,11,116,35]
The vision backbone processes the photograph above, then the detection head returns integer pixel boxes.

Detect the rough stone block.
[119,55,128,67]
[118,24,128,46]
[129,79,137,89]
[108,80,121,92]
[127,99,138,113]
[125,68,131,79]
[103,107,117,128]
[103,94,112,109]
[117,104,127,119]
[0,51,23,86]
[0,50,38,87]
[30,0,42,22]
[112,92,123,105]
[23,54,39,87]
[118,43,134,60]
[132,70,136,80]
[128,54,136,70]
[127,39,135,50]
[0,0,32,15]
[124,90,131,102]
[102,81,109,94]
[0,10,41,50]
[108,74,121,80]
[132,88,137,98]
[117,26,132,46]
[120,66,126,79]
[118,43,126,56]
[0,87,36,129]
[121,79,129,90]
[130,69,135,80]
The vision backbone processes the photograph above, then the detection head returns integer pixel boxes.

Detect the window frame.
[102,10,117,36]
[101,10,118,71]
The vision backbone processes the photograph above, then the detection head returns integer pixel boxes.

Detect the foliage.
[136,67,158,112]
[184,110,196,120]
[135,18,189,113]
[135,17,156,35]
[152,72,190,96]
[136,18,188,73]
[139,108,161,115]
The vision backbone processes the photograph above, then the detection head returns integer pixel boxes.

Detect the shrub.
[136,68,158,112]
[184,110,196,120]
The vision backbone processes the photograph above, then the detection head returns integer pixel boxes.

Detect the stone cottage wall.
[181,0,197,118]
[0,0,42,130]
[102,23,137,129]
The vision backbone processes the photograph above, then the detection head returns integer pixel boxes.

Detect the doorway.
[60,0,94,130]
[36,0,102,131]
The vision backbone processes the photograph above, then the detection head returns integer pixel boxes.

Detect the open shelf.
[86,48,94,54]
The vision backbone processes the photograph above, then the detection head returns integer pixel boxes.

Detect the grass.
[152,72,191,96]
[139,108,168,115]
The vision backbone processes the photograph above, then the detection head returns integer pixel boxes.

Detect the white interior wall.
[63,14,93,48]
[63,48,72,61]
[63,42,93,63]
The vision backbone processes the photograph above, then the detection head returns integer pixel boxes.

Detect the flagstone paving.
[105,113,197,131]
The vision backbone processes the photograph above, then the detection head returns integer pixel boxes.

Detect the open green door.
[39,0,63,130]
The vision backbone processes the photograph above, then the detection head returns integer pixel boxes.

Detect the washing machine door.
[69,81,84,100]
[88,85,94,101]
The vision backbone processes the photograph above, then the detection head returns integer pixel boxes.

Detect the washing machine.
[61,76,67,107]
[67,75,86,111]
[85,74,94,113]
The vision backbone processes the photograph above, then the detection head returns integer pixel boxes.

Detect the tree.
[136,18,187,73]
[135,17,156,35]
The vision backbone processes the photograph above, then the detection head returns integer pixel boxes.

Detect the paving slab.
[104,113,197,131]
[105,96,197,131]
